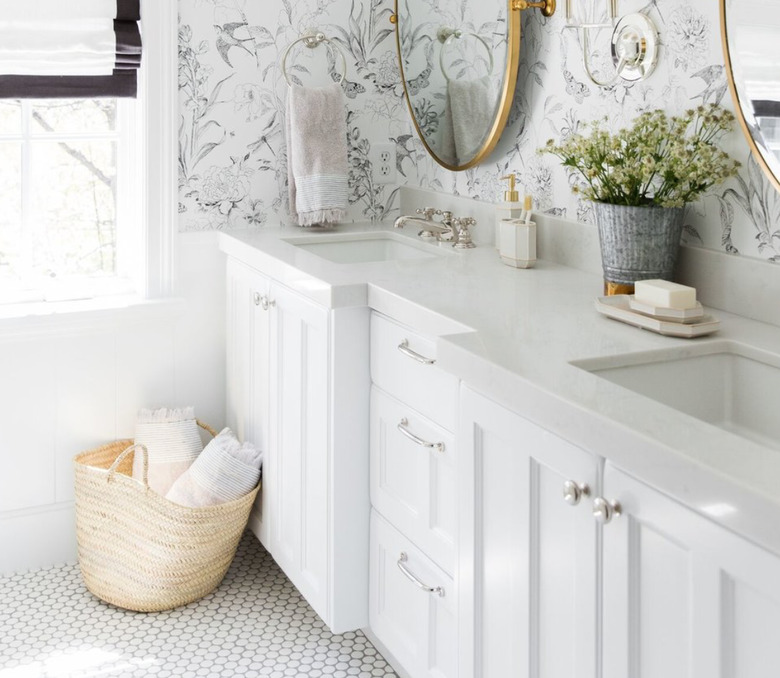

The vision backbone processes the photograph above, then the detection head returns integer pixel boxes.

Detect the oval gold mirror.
[394,1,524,171]
[721,0,780,192]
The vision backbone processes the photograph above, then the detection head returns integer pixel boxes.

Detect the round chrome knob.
[593,497,622,524]
[253,292,262,306]
[562,480,590,506]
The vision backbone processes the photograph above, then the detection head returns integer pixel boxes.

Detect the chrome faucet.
[394,207,475,247]
[393,208,452,241]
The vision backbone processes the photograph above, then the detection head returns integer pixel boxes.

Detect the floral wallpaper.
[178,0,780,263]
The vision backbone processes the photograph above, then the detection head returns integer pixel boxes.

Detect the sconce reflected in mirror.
[564,0,659,87]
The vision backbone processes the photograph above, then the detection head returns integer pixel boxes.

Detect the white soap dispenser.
[496,174,523,251]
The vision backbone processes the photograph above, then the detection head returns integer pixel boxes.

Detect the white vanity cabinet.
[368,312,459,678]
[459,384,780,678]
[601,463,780,678]
[225,256,370,634]
[459,386,600,678]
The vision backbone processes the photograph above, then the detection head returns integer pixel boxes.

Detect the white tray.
[595,296,720,338]
[627,296,704,323]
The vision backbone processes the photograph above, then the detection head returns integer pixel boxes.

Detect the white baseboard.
[0,502,77,576]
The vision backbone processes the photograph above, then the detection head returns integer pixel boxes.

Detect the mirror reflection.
[722,0,780,189]
[396,0,510,169]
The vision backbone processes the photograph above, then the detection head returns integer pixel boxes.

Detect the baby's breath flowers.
[540,105,740,208]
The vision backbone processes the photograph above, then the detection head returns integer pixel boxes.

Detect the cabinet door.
[268,281,330,621]
[226,259,271,547]
[460,387,599,678]
[602,463,780,678]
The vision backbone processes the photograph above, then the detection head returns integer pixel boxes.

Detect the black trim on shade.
[0,71,137,99]
[116,0,141,21]
[114,20,142,54]
[753,100,780,119]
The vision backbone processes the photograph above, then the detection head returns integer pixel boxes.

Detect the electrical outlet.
[369,143,397,185]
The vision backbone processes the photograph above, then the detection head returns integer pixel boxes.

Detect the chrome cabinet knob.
[593,497,622,524]
[254,293,275,311]
[562,480,590,506]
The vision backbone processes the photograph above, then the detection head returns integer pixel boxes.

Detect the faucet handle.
[416,207,440,220]
[453,217,477,249]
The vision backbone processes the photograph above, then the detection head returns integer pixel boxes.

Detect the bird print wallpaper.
[178,0,780,264]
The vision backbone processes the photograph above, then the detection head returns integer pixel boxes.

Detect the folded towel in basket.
[133,407,203,496]
[286,83,349,227]
[166,427,263,508]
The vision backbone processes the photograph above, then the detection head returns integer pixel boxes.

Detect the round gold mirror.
[394,0,523,171]
[721,0,780,192]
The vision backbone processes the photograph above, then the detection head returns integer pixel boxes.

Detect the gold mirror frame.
[393,1,522,172]
[720,0,780,194]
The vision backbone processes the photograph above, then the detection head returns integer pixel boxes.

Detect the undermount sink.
[573,341,780,449]
[283,232,446,264]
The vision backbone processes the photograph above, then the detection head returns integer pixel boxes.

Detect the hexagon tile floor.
[0,532,397,678]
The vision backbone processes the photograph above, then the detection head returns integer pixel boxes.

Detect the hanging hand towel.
[286,83,349,226]
[133,407,203,496]
[166,428,263,508]
[448,76,497,163]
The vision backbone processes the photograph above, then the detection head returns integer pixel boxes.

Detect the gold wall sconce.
[564,0,659,86]
[512,0,557,18]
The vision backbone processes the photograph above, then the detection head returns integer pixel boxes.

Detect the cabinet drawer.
[370,510,457,678]
[370,313,458,431]
[371,386,456,573]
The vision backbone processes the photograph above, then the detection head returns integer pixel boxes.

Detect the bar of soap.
[634,279,697,310]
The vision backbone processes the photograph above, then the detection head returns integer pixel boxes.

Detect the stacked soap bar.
[634,279,697,310]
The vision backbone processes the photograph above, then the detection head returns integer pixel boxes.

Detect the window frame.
[138,0,178,300]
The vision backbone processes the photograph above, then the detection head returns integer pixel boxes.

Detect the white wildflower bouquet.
[541,105,740,208]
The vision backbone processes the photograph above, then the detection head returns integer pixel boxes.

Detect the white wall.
[0,232,226,575]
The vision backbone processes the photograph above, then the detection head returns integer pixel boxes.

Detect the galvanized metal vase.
[592,201,685,295]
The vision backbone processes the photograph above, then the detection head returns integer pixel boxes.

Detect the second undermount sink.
[572,341,780,449]
[283,232,446,264]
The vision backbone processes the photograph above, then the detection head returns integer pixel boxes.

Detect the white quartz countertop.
[221,222,780,555]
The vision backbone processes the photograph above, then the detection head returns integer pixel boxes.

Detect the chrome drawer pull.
[397,419,445,452]
[397,552,445,597]
[397,339,436,365]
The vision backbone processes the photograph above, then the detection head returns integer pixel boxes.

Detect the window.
[0,98,140,303]
[0,0,177,310]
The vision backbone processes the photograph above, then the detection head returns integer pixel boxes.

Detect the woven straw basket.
[74,422,259,612]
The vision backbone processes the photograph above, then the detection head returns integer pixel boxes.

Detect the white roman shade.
[0,0,142,98]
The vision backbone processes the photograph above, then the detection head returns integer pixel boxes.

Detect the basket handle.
[108,443,149,488]
[197,420,218,438]
[105,421,216,489]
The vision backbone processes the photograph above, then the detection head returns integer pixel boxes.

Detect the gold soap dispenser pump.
[496,173,523,251]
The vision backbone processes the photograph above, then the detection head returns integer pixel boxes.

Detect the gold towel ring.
[438,27,495,83]
[281,29,347,87]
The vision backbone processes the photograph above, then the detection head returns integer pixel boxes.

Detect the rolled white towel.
[166,427,263,508]
[133,407,203,496]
